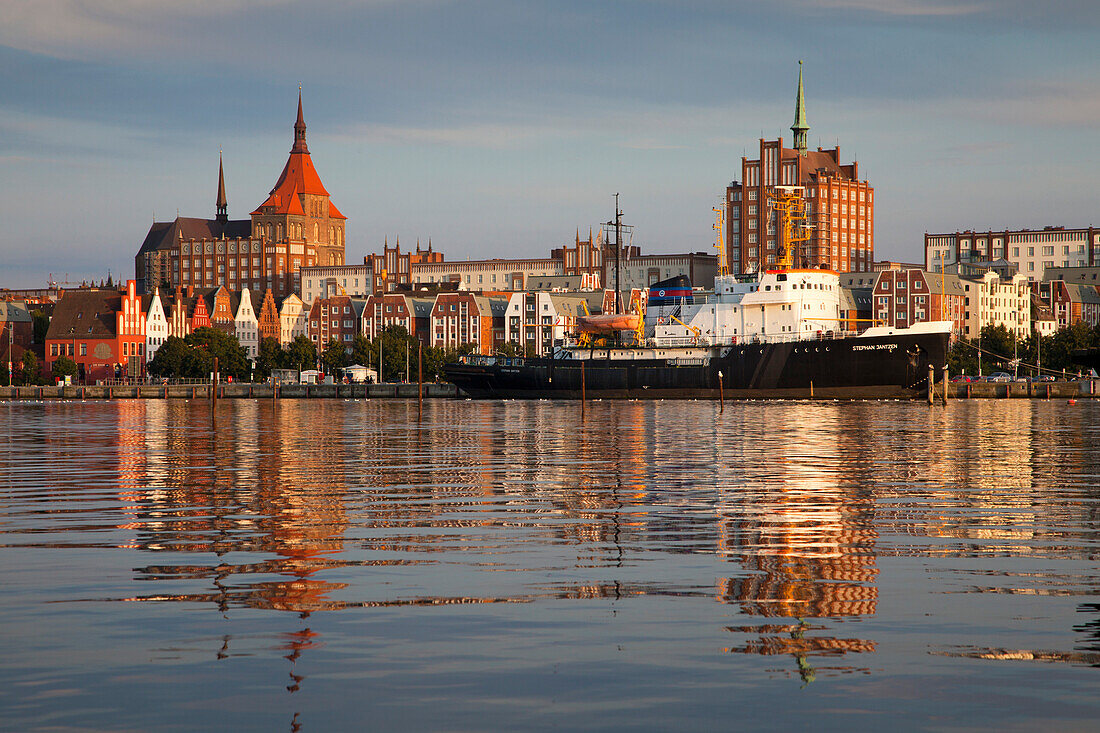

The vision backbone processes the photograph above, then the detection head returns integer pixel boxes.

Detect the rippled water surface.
[1,398,1098,731]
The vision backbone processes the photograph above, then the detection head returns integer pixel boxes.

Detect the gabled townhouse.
[278,293,308,345]
[234,288,259,359]
[430,292,498,354]
[45,280,146,382]
[1034,280,1100,329]
[144,287,169,361]
[362,293,417,339]
[871,269,968,340]
[503,292,593,355]
[256,290,281,343]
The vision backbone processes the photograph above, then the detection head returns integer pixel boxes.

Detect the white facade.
[234,288,259,359]
[145,288,169,360]
[926,228,1100,282]
[960,272,1030,340]
[503,292,590,355]
[278,293,308,345]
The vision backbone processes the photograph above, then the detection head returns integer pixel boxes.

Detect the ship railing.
[651,329,860,348]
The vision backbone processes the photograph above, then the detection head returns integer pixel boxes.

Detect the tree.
[20,351,39,385]
[283,335,316,372]
[31,311,49,344]
[350,333,373,368]
[147,336,192,378]
[52,355,78,381]
[319,338,348,374]
[186,327,250,380]
[254,337,282,381]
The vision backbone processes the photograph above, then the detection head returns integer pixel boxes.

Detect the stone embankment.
[0,383,458,400]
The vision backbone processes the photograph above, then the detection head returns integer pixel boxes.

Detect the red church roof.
[252,92,346,220]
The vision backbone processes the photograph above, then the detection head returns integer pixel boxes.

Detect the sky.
[2,0,1099,288]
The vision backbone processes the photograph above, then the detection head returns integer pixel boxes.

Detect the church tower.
[791,60,809,155]
[251,90,347,293]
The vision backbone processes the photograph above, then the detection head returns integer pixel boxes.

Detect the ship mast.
[614,193,622,314]
[768,186,812,270]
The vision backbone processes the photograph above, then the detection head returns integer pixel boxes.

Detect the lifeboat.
[577,314,640,333]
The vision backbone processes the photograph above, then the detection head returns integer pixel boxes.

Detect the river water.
[1,398,1097,731]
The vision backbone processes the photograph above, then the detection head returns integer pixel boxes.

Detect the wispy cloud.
[792,0,987,16]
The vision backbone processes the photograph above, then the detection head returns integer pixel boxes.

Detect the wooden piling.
[719,371,725,412]
[927,364,934,405]
[581,361,586,416]
[417,343,423,420]
[942,365,949,404]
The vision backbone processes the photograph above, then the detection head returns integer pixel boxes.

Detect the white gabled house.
[144,287,170,361]
[234,288,259,359]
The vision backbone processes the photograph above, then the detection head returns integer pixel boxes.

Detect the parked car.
[949,375,972,383]
[1030,375,1056,382]
[988,372,1012,383]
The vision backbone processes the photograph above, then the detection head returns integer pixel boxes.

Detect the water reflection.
[2,398,1100,729]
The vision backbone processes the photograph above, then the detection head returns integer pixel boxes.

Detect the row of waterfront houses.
[34,279,626,382]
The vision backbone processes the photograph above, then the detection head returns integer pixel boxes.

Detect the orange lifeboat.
[577,314,639,333]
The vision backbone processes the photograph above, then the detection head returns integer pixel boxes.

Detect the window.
[80,344,87,356]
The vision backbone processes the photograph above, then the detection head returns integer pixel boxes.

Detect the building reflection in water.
[711,402,878,683]
[48,396,1099,712]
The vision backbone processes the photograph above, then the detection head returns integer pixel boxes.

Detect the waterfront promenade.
[0,380,1095,400]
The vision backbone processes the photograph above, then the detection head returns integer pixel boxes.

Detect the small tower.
[791,60,809,155]
[292,86,308,154]
[216,151,228,224]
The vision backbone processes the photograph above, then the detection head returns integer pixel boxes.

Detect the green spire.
[791,60,809,154]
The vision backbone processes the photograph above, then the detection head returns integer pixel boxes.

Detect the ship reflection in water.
[2,398,1100,730]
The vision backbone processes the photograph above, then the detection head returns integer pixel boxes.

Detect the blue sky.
[2,0,1098,288]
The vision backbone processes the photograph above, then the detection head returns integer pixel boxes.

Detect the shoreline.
[0,380,1096,401]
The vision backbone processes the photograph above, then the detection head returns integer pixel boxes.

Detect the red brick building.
[45,280,146,382]
[307,295,360,351]
[136,92,346,298]
[725,63,873,274]
[872,269,967,339]
[430,293,502,355]
[1034,280,1100,328]
[362,293,418,340]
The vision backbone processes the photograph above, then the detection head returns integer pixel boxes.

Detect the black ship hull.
[444,330,950,400]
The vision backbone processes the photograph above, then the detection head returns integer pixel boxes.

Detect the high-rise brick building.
[135,92,346,298]
[725,63,874,274]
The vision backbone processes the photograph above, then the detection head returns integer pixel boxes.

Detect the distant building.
[725,63,874,274]
[924,226,1100,282]
[135,92,346,298]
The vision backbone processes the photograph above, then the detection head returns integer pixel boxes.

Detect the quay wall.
[0,383,459,400]
[0,381,1097,401]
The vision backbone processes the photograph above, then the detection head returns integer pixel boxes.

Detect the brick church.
[134,91,346,298]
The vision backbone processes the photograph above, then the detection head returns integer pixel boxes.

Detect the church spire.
[216,151,228,224]
[292,86,309,153]
[791,60,809,154]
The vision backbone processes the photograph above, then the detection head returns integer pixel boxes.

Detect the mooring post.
[417,342,423,420]
[927,364,934,405]
[719,370,725,412]
[942,364,949,404]
[581,361,586,417]
[211,357,218,409]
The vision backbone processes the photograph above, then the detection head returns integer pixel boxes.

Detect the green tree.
[20,351,39,385]
[283,334,316,372]
[496,341,535,358]
[254,337,282,381]
[319,338,348,374]
[52,355,78,381]
[31,311,49,344]
[147,336,191,378]
[186,327,250,380]
[350,333,373,369]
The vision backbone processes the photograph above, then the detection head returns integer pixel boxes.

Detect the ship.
[444,188,951,400]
